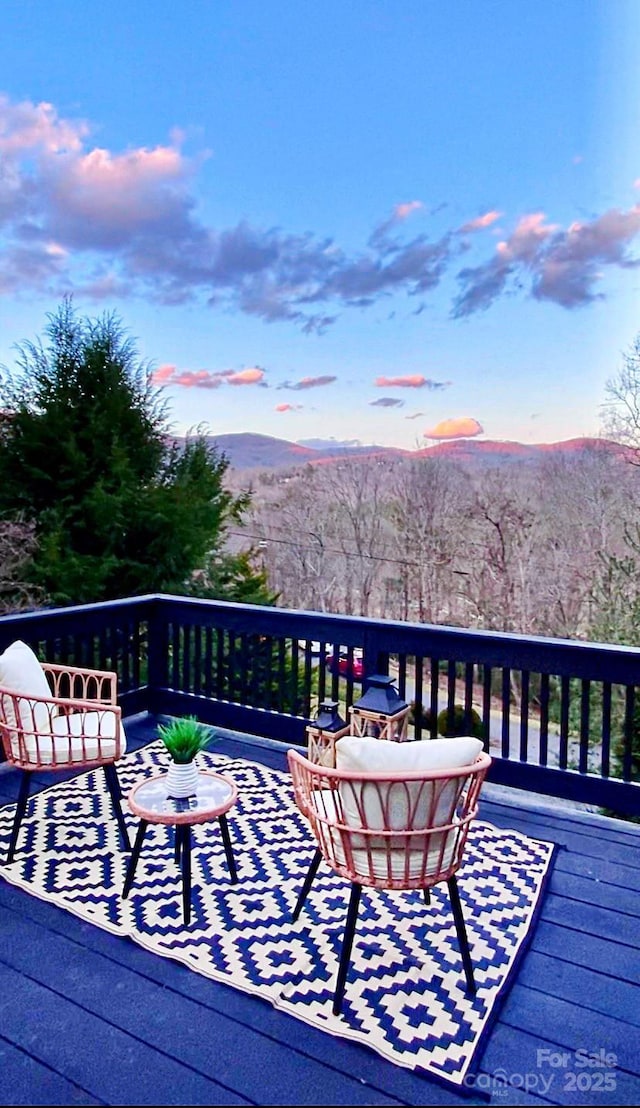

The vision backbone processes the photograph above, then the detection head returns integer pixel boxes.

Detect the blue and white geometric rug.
[0,741,556,1092]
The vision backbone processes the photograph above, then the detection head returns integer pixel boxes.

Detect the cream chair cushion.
[23,710,127,765]
[0,639,52,734]
[329,736,483,882]
[335,735,483,831]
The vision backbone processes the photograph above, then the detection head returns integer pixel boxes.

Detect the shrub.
[436,704,485,740]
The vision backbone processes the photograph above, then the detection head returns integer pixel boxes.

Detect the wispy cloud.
[371,397,404,407]
[1,94,639,326]
[275,402,303,412]
[279,375,337,390]
[405,411,424,420]
[424,417,483,440]
[375,375,451,389]
[458,210,502,233]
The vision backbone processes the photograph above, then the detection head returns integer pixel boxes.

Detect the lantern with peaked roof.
[306,698,350,767]
[349,674,410,742]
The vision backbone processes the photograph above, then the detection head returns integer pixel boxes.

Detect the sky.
[0,0,638,450]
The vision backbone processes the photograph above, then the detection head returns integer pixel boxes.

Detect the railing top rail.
[2,593,640,678]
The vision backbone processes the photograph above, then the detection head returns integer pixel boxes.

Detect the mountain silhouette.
[197,432,627,470]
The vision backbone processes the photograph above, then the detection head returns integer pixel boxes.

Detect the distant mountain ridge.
[199,431,627,470]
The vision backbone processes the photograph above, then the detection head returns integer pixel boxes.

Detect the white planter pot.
[166,759,199,798]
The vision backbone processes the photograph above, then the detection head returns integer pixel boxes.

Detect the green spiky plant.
[157,716,213,763]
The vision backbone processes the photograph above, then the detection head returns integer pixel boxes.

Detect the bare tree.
[602,333,640,461]
[0,518,44,612]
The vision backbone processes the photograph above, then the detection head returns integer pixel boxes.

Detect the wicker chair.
[288,737,491,1015]
[0,639,130,863]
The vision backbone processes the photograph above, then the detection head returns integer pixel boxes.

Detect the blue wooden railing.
[1,594,639,817]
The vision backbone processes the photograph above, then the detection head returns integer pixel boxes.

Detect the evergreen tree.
[0,300,272,606]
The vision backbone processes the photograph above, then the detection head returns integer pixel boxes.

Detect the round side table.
[122,770,238,924]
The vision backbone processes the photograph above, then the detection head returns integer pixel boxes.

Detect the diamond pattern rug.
[0,741,556,1091]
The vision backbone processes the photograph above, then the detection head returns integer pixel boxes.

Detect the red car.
[326,649,364,680]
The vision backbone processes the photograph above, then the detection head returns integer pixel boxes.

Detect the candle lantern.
[349,674,410,742]
[306,698,350,767]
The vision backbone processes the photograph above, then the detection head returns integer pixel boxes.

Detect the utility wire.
[226,529,468,573]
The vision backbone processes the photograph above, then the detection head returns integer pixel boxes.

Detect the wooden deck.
[0,714,638,1107]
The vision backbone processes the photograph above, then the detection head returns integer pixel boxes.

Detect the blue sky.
[0,0,638,448]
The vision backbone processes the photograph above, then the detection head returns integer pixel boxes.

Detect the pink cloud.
[45,143,191,248]
[280,375,337,390]
[226,367,265,386]
[152,364,177,384]
[275,402,302,412]
[424,417,483,440]
[0,94,88,156]
[375,375,450,389]
[459,210,502,233]
[175,370,223,389]
[497,213,558,262]
[151,364,267,389]
[151,366,222,389]
[394,200,423,221]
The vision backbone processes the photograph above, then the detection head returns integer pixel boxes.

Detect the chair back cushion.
[335,735,483,831]
[0,640,52,735]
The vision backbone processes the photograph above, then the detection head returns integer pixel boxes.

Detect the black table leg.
[180,824,192,925]
[123,820,148,898]
[218,813,238,882]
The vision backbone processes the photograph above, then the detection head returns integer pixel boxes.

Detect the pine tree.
[0,299,272,606]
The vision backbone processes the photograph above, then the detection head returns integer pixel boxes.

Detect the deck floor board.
[0,716,638,1106]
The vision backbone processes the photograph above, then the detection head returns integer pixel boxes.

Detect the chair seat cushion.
[308,787,457,882]
[15,711,127,765]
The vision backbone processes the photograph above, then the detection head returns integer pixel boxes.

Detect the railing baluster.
[520,670,529,762]
[501,668,511,758]
[623,685,635,782]
[429,658,439,736]
[193,625,202,697]
[579,679,591,773]
[464,662,474,735]
[482,665,492,752]
[559,675,570,770]
[413,655,423,739]
[539,673,549,766]
[601,682,612,777]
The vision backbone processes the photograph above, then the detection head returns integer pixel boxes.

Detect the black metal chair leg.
[102,764,131,851]
[6,771,31,864]
[447,875,476,994]
[217,813,238,882]
[122,819,148,898]
[181,825,192,925]
[333,882,362,1016]
[422,887,431,906]
[292,846,322,922]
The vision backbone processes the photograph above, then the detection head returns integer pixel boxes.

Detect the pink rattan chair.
[287,743,492,1015]
[0,640,130,863]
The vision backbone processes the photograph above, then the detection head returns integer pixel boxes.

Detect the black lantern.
[306,698,350,767]
[349,674,410,742]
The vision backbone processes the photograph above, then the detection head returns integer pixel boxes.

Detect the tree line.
[246,336,640,651]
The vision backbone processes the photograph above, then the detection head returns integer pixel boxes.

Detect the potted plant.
[158,715,214,798]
